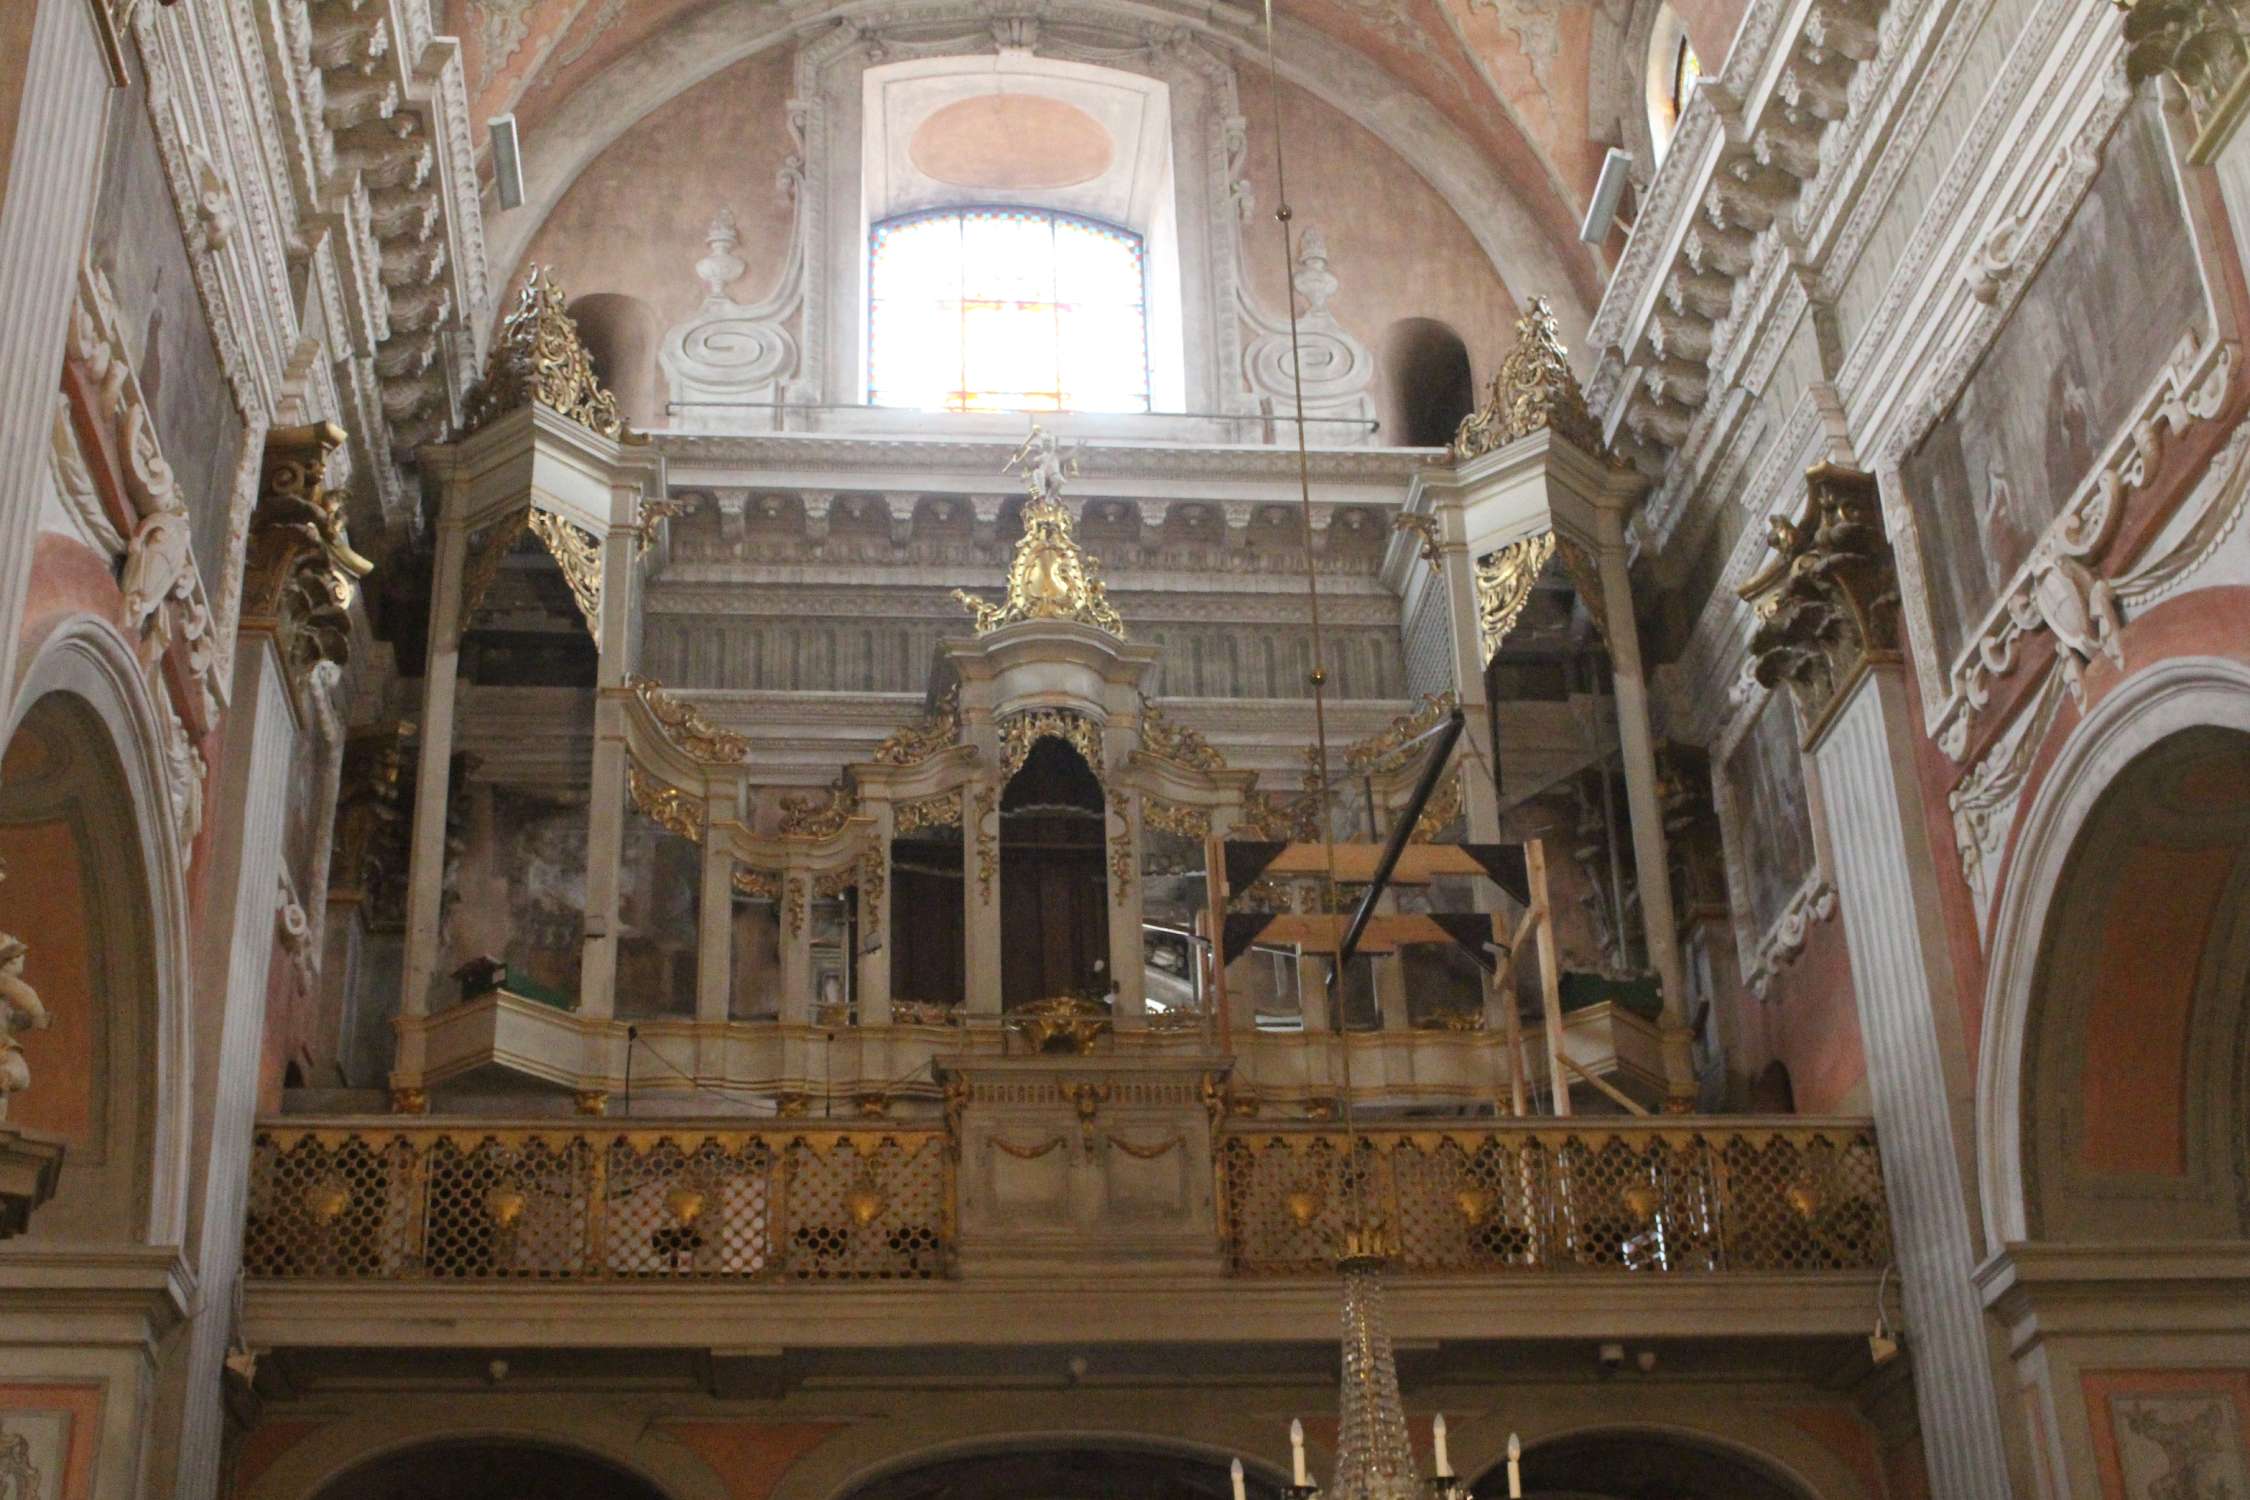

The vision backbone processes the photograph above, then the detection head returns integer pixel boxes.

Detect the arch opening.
[999,736,1110,1008]
[1380,318,1475,448]
[568,291,663,429]
[839,1442,1289,1500]
[307,1438,674,1500]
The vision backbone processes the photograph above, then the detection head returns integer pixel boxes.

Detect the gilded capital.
[244,420,373,684]
[463,266,633,442]
[1738,464,1902,729]
[1450,297,1607,463]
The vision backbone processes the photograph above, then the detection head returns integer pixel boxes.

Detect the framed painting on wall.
[1711,682,1833,995]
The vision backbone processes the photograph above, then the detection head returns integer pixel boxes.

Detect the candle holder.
[1284,1485,1323,1500]
[1425,1478,1467,1500]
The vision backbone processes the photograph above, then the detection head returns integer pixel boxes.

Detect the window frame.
[865,204,1155,415]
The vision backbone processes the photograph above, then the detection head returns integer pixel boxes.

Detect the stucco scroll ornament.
[1138,698,1227,773]
[954,428,1127,638]
[1239,228,1376,442]
[1738,463,1902,733]
[1474,529,1557,665]
[1451,297,1609,463]
[660,201,805,430]
[463,266,634,442]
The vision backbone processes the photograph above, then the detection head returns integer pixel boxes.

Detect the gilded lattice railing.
[244,1126,951,1281]
[1218,1122,1889,1275]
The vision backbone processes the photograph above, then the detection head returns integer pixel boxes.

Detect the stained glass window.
[869,208,1151,413]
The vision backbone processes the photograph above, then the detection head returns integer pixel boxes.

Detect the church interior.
[2,0,2248,1494]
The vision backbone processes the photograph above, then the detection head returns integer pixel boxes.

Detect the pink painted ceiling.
[445,0,1620,306]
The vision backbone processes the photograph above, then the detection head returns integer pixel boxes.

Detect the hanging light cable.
[1248,4,1466,1499]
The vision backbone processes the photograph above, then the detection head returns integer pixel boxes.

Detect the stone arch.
[833,1440,1290,1500]
[1472,1424,1825,1500]
[569,291,665,429]
[1379,317,1475,448]
[1,613,195,1246]
[305,1437,677,1500]
[1978,655,2250,1247]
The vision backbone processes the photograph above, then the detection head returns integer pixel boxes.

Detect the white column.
[1810,664,2012,1498]
[695,782,737,1024]
[171,638,298,1500]
[579,525,637,1020]
[964,783,1001,1022]
[0,0,108,714]
[1592,524,1695,1108]
[397,517,470,1066]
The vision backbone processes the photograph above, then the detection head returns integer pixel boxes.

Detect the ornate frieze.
[894,793,961,837]
[626,675,750,764]
[1473,531,1556,665]
[242,421,374,690]
[464,267,630,441]
[1738,464,1903,735]
[1144,799,1213,840]
[1451,299,1607,462]
[732,867,780,900]
[780,778,858,839]
[953,428,1126,638]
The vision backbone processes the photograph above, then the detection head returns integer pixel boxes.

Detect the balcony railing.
[244,1124,952,1282]
[1218,1122,1890,1276]
[243,1118,1888,1282]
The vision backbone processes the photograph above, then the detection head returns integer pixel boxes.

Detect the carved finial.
[1737,463,1903,735]
[1296,228,1339,317]
[463,266,633,441]
[954,426,1125,637]
[1449,296,1606,462]
[696,208,745,299]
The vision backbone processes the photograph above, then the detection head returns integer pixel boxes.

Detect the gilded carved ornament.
[1738,464,1903,733]
[243,421,375,688]
[779,778,857,839]
[732,867,781,901]
[894,793,961,837]
[1449,297,1610,463]
[464,266,635,442]
[626,675,750,764]
[1108,788,1135,903]
[1344,691,1459,776]
[972,787,998,905]
[458,505,603,640]
[1144,798,1213,840]
[953,427,1127,638]
[1138,698,1227,774]
[627,763,704,842]
[1473,530,1556,665]
[872,687,961,767]
[998,709,1104,784]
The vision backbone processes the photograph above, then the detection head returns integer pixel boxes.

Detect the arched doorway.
[839,1444,1286,1500]
[2018,724,2250,1242]
[999,737,1111,1007]
[307,1438,673,1500]
[1471,1429,1813,1500]
[0,689,166,1243]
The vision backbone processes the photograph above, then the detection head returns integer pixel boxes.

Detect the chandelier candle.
[1233,1459,1247,1500]
[1292,1419,1310,1488]
[1506,1434,1522,1498]
[1432,1415,1451,1479]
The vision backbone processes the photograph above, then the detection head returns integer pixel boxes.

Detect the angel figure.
[1005,424,1076,504]
[0,932,44,1121]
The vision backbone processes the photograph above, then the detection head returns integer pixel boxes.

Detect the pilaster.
[857,796,893,1026]
[1744,465,2013,1497]
[964,780,1001,1022]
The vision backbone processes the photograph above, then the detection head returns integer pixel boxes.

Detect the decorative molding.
[972,785,997,904]
[1144,798,1212,840]
[998,708,1103,783]
[894,792,961,837]
[871,688,960,767]
[1238,227,1376,441]
[732,867,780,900]
[659,198,806,429]
[1108,787,1135,903]
[525,508,603,637]
[1138,698,1227,773]
[779,777,858,839]
[627,762,704,842]
[2122,0,2250,159]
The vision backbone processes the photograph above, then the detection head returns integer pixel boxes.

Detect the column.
[695,781,738,1024]
[0,0,108,715]
[1589,510,1696,1110]
[398,516,469,1070]
[1106,785,1145,1026]
[1744,464,2012,1498]
[579,521,638,1020]
[964,781,1001,1022]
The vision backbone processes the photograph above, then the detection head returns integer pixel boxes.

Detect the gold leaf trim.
[526,508,603,637]
[627,763,702,842]
[953,427,1125,637]
[627,674,749,764]
[464,266,633,442]
[895,792,961,837]
[1139,699,1227,773]
[1474,530,1556,665]
[999,708,1102,784]
[1450,297,1607,463]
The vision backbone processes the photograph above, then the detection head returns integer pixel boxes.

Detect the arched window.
[868,207,1151,414]
[1646,4,1703,161]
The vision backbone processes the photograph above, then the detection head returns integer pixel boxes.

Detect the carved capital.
[1738,464,1902,732]
[243,421,373,688]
